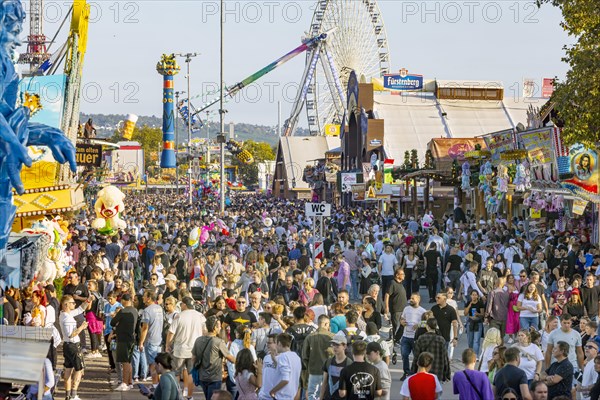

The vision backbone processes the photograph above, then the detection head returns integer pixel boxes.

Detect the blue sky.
[22,1,571,128]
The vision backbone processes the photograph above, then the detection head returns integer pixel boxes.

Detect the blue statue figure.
[0,0,77,250]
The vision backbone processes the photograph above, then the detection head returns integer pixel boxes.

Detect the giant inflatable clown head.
[91,185,127,236]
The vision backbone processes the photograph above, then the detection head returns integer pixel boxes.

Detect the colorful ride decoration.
[226,140,254,165]
[21,217,70,283]
[1,0,78,253]
[91,185,127,236]
[156,54,180,168]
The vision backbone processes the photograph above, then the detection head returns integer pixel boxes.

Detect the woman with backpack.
[85,279,105,359]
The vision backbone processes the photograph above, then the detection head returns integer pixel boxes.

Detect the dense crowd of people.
[3,192,600,400]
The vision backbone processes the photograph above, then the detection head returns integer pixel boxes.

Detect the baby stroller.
[189,279,208,313]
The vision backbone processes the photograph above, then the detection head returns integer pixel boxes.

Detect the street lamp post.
[174,90,186,193]
[219,0,226,214]
[175,52,199,205]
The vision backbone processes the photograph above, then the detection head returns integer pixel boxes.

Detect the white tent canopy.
[0,325,52,398]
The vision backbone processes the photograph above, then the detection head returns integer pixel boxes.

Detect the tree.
[230,140,276,186]
[130,125,164,171]
[539,0,600,146]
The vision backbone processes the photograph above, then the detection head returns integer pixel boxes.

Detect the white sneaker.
[114,383,130,391]
[71,396,81,400]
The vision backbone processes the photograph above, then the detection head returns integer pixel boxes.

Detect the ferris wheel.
[284,0,391,136]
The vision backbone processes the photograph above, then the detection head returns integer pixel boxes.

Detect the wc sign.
[305,202,331,217]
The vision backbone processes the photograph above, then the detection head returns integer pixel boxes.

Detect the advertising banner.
[518,128,554,165]
[483,129,515,164]
[428,138,487,171]
[341,173,357,193]
[383,69,423,91]
[559,143,600,203]
[572,199,589,215]
[518,127,557,182]
[75,144,102,167]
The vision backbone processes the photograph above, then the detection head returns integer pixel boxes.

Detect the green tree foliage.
[539,0,600,146]
[231,140,275,186]
[128,125,164,171]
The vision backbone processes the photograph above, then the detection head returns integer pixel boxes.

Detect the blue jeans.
[226,376,238,400]
[520,316,539,331]
[200,381,222,400]
[400,336,415,375]
[350,269,360,300]
[467,323,483,357]
[144,343,161,366]
[307,374,323,400]
[131,346,148,380]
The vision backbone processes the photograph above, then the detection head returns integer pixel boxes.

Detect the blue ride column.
[156,54,180,168]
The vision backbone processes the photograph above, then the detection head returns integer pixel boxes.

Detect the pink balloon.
[199,223,215,244]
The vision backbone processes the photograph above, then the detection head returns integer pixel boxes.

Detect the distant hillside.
[80,113,310,147]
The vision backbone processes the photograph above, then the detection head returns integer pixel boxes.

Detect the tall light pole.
[219,0,226,214]
[175,52,199,205]
[174,90,185,192]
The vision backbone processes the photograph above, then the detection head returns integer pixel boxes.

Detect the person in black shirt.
[384,268,407,344]
[110,293,138,391]
[316,267,338,306]
[582,275,600,320]
[493,347,531,399]
[223,296,257,333]
[423,243,442,303]
[278,275,300,303]
[338,341,382,400]
[431,290,458,344]
[63,271,90,349]
[162,274,180,302]
[545,341,574,398]
[444,247,463,292]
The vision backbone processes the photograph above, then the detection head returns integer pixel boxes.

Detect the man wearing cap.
[320,332,352,400]
[504,238,522,270]
[163,274,179,302]
[166,297,206,400]
[366,342,390,400]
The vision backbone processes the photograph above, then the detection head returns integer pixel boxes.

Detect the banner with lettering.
[572,199,589,215]
[518,127,557,183]
[483,129,515,164]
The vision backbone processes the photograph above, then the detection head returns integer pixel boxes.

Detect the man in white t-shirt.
[258,335,280,400]
[166,297,206,398]
[269,333,302,400]
[378,244,398,296]
[545,313,584,372]
[400,293,426,379]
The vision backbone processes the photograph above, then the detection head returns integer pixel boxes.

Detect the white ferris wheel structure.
[283,0,391,137]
